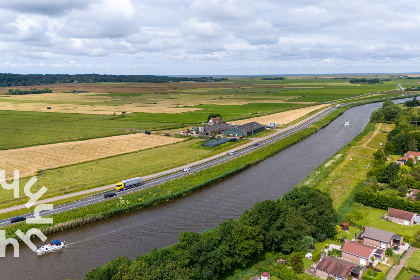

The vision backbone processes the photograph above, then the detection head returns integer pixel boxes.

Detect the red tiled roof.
[342,240,375,259]
[413,189,420,196]
[388,207,417,220]
[317,255,354,278]
[261,272,270,277]
[406,151,420,157]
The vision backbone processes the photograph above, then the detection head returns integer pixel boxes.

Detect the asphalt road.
[0,106,336,228]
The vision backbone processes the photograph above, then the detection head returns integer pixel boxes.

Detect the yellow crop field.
[232,104,330,126]
[0,133,184,180]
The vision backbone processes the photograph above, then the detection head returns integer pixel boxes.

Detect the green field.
[406,249,420,270]
[0,76,410,150]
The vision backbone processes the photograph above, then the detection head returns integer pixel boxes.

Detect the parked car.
[253,142,259,146]
[229,151,237,155]
[10,216,26,223]
[183,167,191,172]
[104,192,117,198]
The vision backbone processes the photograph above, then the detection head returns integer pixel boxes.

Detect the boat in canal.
[35,240,66,255]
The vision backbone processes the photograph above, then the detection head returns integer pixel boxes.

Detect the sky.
[1,0,419,75]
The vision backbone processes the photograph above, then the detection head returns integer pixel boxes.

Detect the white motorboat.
[36,240,66,255]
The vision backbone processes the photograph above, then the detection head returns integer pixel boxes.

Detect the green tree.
[370,109,384,123]
[291,253,304,274]
[299,236,315,251]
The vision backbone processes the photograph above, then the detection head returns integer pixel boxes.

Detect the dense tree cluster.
[0,74,228,87]
[349,78,381,84]
[85,186,337,280]
[7,88,52,95]
[404,97,420,107]
[262,77,285,80]
[370,99,402,123]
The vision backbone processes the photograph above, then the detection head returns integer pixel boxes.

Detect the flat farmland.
[0,133,185,180]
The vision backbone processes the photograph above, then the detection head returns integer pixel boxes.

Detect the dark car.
[145,131,151,135]
[104,192,117,198]
[10,216,26,223]
[253,142,259,146]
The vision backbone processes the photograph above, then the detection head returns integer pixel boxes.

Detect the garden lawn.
[356,206,420,237]
[406,249,420,270]
[396,269,418,280]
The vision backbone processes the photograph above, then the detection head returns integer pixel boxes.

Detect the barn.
[224,122,265,137]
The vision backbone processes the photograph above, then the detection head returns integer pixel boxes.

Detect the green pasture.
[406,249,420,270]
[125,102,304,124]
[0,110,165,150]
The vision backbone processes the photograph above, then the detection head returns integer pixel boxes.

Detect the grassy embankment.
[1,104,349,238]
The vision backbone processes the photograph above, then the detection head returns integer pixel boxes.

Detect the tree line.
[350,78,381,84]
[85,186,337,280]
[0,74,228,87]
[7,88,52,95]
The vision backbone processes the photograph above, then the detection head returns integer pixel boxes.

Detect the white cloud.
[1,0,420,75]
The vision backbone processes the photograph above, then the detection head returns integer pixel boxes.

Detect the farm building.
[359,227,403,249]
[199,123,234,136]
[341,240,382,266]
[315,255,363,280]
[223,122,265,137]
[388,207,417,226]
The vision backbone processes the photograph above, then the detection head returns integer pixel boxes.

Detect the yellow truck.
[115,177,143,191]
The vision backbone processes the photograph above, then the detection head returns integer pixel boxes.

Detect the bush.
[312,251,321,262]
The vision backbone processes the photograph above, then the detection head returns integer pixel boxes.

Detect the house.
[208,117,223,125]
[405,151,420,160]
[411,189,420,201]
[359,227,403,249]
[260,272,270,280]
[388,207,417,226]
[223,122,265,137]
[342,240,382,266]
[316,255,363,279]
[396,155,416,166]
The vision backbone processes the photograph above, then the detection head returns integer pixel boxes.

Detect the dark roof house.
[359,227,402,248]
[223,122,265,137]
[316,255,362,279]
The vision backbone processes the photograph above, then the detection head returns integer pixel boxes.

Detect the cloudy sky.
[1,0,419,75]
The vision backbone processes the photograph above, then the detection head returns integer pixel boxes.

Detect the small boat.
[36,240,66,255]
[344,121,350,127]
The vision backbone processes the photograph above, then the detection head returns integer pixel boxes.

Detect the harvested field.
[0,133,184,180]
[232,104,330,126]
[0,101,202,114]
